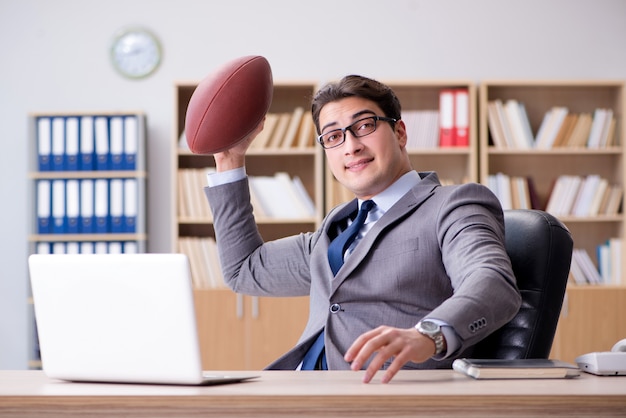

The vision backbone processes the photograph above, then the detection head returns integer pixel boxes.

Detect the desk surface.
[2,370,625,417]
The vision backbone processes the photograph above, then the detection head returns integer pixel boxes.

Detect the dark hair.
[311,75,402,134]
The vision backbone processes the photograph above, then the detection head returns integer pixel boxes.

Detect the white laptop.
[28,253,258,386]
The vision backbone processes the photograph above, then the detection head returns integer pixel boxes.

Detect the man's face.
[319,96,409,200]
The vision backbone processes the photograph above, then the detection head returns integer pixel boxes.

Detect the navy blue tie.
[327,200,376,275]
[301,200,375,370]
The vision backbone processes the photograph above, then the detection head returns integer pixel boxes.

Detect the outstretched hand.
[344,325,436,384]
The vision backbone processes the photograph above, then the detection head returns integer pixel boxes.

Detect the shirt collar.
[358,171,420,214]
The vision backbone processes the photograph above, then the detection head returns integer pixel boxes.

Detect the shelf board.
[28,171,147,179]
[29,233,147,242]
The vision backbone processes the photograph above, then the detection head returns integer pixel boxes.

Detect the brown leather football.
[185,55,273,154]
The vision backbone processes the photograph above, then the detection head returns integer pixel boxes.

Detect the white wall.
[1,0,624,369]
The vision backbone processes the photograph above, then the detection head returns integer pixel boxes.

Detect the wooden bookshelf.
[479,80,626,360]
[172,81,321,369]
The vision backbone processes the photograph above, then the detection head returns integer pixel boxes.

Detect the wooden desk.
[1,370,625,417]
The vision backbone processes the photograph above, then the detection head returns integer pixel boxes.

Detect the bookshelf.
[27,111,148,368]
[172,81,321,369]
[478,80,626,359]
[324,80,478,209]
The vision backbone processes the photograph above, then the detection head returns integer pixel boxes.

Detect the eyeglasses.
[317,115,397,149]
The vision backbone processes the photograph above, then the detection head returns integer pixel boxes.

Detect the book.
[297,115,315,148]
[281,106,304,149]
[487,101,507,148]
[452,358,580,379]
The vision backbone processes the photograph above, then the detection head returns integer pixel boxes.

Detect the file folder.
[110,116,124,171]
[94,241,108,254]
[80,116,95,171]
[66,241,80,254]
[454,89,469,147]
[51,117,65,171]
[94,178,109,233]
[124,116,138,170]
[123,178,138,233]
[80,179,94,233]
[36,242,51,254]
[439,90,455,147]
[109,179,124,233]
[95,116,110,171]
[36,180,52,234]
[108,241,123,254]
[65,179,80,234]
[65,117,80,171]
[80,242,94,254]
[123,241,139,254]
[37,117,52,172]
[52,242,66,254]
[51,179,66,234]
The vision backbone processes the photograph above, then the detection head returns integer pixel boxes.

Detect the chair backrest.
[472,209,573,359]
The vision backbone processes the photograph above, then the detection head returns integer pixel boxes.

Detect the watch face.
[420,321,439,332]
[111,28,161,79]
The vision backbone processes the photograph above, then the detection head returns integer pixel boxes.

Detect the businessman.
[204,75,521,383]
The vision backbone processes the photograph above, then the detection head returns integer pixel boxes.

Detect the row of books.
[545,174,622,217]
[178,107,316,152]
[36,178,138,234]
[487,100,616,149]
[178,237,225,289]
[488,173,623,216]
[37,114,140,172]
[177,169,316,220]
[569,240,622,285]
[178,88,469,152]
[34,241,140,255]
[402,110,440,149]
[487,173,538,211]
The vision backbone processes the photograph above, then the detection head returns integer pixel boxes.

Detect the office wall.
[1,0,624,369]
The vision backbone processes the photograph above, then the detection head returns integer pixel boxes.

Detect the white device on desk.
[575,339,626,376]
[28,253,258,386]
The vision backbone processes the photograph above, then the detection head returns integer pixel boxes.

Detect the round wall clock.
[111,28,162,79]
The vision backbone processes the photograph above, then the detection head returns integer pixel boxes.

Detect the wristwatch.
[416,320,446,355]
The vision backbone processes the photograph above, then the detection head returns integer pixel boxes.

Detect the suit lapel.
[330,177,439,292]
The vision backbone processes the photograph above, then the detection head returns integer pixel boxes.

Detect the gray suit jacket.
[204,171,521,370]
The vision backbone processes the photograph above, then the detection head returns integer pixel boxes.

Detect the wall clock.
[111,28,162,79]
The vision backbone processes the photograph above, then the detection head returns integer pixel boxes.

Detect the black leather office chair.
[472,209,573,359]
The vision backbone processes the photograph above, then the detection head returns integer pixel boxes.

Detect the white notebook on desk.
[28,253,257,386]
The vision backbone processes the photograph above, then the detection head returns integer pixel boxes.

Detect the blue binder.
[37,117,52,172]
[51,179,66,234]
[65,117,79,171]
[109,116,124,171]
[51,117,65,171]
[80,179,95,233]
[94,116,110,171]
[36,180,51,234]
[109,179,124,233]
[80,116,95,171]
[123,179,137,233]
[94,178,109,233]
[65,179,80,234]
[124,116,138,170]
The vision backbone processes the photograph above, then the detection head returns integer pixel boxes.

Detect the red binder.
[454,89,469,147]
[439,89,455,147]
